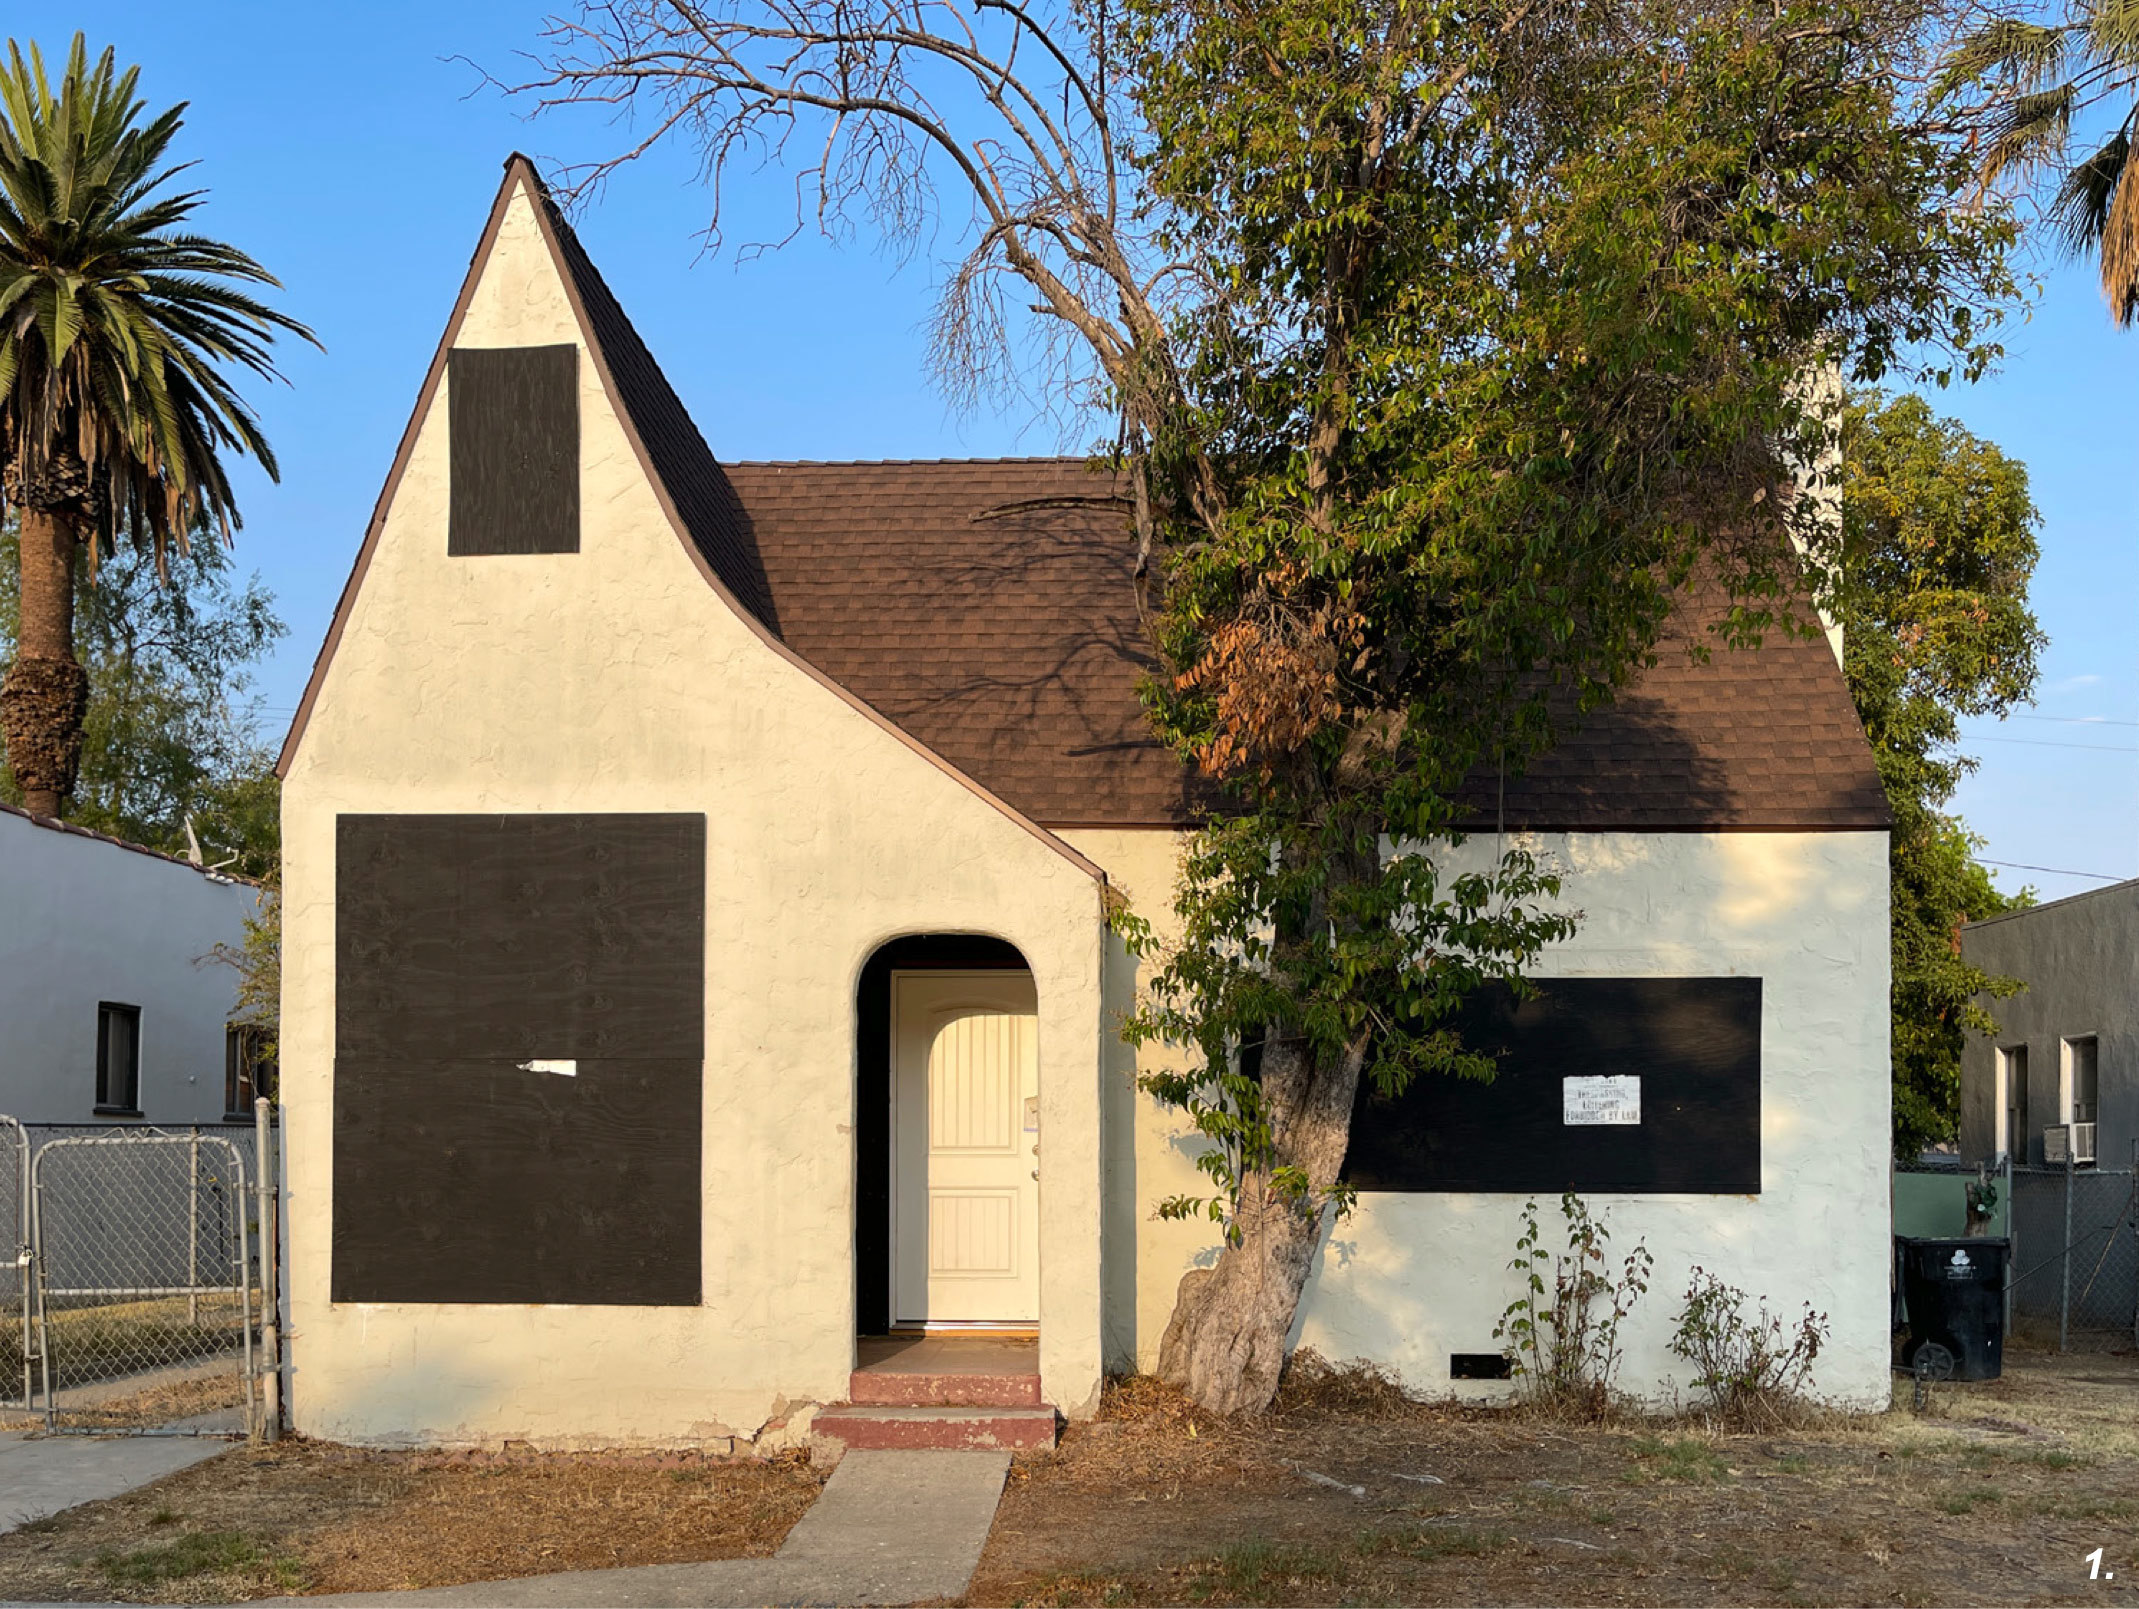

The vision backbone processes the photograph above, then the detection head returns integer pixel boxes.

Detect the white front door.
[891,971,1040,1326]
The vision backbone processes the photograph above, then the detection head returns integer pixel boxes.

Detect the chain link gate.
[30,1131,258,1434]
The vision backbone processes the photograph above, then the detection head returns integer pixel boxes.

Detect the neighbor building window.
[96,1003,142,1115]
[1998,1044,2028,1162]
[2065,1036,2098,1128]
[225,1024,277,1119]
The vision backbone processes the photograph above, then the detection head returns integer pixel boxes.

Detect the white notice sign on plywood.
[1563,1075,1641,1125]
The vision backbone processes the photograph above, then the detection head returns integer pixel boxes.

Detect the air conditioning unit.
[2043,1124,2098,1165]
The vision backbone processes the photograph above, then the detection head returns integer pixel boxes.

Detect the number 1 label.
[2087,1547,2110,1580]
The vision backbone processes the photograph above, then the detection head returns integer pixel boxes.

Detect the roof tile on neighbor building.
[538,179,1887,834]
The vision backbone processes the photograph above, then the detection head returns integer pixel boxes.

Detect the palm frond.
[1977,83,2079,186]
[2048,122,2130,250]
[0,28,317,570]
[2098,128,2139,322]
[2090,0,2139,67]
[1934,18,2074,102]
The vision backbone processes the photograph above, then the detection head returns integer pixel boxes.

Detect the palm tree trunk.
[0,505,87,817]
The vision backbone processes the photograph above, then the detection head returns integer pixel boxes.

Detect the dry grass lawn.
[970,1344,2139,1607]
[0,1346,2130,1605]
[0,1440,822,1602]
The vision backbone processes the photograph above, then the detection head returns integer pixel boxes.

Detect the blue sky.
[53,3,2139,901]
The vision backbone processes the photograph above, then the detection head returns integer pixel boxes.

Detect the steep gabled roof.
[283,154,1889,837]
[531,177,780,630]
[275,156,1103,884]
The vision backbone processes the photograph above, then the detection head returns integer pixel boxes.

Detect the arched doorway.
[855,935,1036,1335]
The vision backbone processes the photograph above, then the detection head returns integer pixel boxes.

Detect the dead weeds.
[0,1439,822,1602]
[972,1344,2139,1606]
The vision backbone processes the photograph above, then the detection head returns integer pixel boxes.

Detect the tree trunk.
[1156,821,1381,1415]
[0,505,87,817]
[1158,1013,1373,1415]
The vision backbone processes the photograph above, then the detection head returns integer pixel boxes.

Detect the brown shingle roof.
[725,459,1207,826]
[723,461,1888,830]
[535,174,1890,835]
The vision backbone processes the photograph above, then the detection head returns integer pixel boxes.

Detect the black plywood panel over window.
[1344,977,1762,1195]
[333,814,704,1305]
[448,345,580,555]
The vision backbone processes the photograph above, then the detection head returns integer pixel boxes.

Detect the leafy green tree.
[0,514,284,877]
[533,0,2019,1411]
[1838,392,2042,1156]
[1935,1,2139,322]
[0,33,313,818]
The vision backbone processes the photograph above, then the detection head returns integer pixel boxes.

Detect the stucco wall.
[1064,825,1895,1409]
[1959,886,2139,1169]
[0,810,254,1124]
[282,180,1108,1448]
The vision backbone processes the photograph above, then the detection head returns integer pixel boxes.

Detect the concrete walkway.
[0,1432,228,1534]
[291,1448,1011,1608]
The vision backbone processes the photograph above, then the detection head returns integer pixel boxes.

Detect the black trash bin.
[1897,1236,2008,1381]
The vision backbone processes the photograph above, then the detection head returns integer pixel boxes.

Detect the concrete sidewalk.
[0,1432,229,1534]
[289,1448,1011,1608]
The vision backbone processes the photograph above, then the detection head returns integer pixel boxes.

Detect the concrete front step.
[848,1367,1042,1408]
[814,1404,1059,1451]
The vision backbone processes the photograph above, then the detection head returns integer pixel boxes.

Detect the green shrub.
[1494,1193,1652,1419]
[1668,1267,1828,1428]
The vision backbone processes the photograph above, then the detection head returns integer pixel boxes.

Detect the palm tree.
[1938,4,2139,324]
[0,33,313,817]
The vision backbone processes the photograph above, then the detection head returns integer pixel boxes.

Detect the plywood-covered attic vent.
[448,344,580,555]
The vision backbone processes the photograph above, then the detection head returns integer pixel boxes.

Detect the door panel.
[892,972,1039,1324]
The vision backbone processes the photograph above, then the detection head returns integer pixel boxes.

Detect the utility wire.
[1973,858,2128,883]
[1957,733,2139,754]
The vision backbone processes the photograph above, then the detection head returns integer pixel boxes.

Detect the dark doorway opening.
[855,933,1028,1336]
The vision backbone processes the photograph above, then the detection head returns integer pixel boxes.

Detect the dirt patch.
[0,1440,823,1602]
[970,1346,2139,1607]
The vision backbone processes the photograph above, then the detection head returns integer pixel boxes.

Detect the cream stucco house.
[277,157,1896,1450]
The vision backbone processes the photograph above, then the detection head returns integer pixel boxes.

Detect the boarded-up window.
[1344,977,1762,1195]
[332,813,704,1304]
[447,345,580,554]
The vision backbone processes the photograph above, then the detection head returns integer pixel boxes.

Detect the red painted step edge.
[814,1405,1059,1451]
[848,1369,1043,1408]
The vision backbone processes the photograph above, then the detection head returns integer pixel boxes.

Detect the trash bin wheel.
[1912,1340,1956,1383]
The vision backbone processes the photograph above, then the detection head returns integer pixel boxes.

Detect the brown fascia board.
[279,155,1105,891]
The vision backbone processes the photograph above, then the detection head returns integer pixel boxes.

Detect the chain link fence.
[2010,1163,2139,1352]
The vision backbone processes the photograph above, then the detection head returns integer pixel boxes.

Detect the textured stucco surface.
[282,181,1107,1447]
[1959,885,2138,1169]
[1066,826,1895,1409]
[287,172,1892,1445]
[0,810,254,1123]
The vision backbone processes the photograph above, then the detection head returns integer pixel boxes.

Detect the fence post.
[2060,1152,2075,1353]
[187,1129,200,1327]
[253,1097,279,1442]
[2003,1150,2013,1339]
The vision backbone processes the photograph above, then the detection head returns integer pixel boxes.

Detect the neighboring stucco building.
[276,156,1895,1450]
[1960,882,2137,1170]
[0,804,260,1124]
